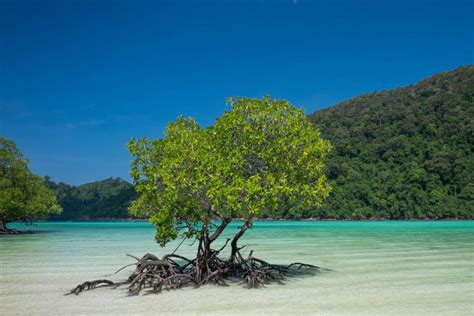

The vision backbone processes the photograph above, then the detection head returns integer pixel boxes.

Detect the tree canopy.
[0,136,62,232]
[128,96,331,246]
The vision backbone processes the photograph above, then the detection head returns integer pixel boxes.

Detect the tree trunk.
[230,221,251,264]
[0,219,9,234]
[194,218,232,282]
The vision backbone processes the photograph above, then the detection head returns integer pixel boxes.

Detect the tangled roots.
[68,250,321,296]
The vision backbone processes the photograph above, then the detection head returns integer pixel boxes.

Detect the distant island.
[45,66,473,221]
[45,177,136,221]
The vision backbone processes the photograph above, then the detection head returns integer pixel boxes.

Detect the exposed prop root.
[0,227,23,234]
[67,280,114,295]
[68,248,324,296]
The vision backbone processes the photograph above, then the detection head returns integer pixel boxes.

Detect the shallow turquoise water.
[1,221,473,315]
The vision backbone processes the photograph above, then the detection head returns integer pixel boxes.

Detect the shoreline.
[35,217,472,223]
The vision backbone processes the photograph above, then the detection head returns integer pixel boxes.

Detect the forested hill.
[309,65,473,219]
[45,177,136,220]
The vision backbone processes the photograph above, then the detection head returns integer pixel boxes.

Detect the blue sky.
[1,0,473,185]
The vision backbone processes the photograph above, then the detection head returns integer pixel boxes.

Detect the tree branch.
[231,221,251,245]
[209,217,231,242]
[230,220,251,261]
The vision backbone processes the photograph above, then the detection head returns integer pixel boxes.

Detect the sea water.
[1,221,473,315]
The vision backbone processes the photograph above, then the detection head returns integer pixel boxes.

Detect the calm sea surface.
[1,221,473,315]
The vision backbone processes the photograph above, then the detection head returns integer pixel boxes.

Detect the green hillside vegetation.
[46,177,136,220]
[309,65,473,219]
[44,66,473,221]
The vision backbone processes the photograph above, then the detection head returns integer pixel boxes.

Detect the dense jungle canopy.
[309,65,473,219]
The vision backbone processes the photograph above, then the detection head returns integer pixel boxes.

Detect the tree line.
[45,177,136,220]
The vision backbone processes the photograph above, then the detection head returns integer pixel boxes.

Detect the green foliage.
[0,136,62,227]
[309,65,474,219]
[129,96,332,245]
[46,177,136,220]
